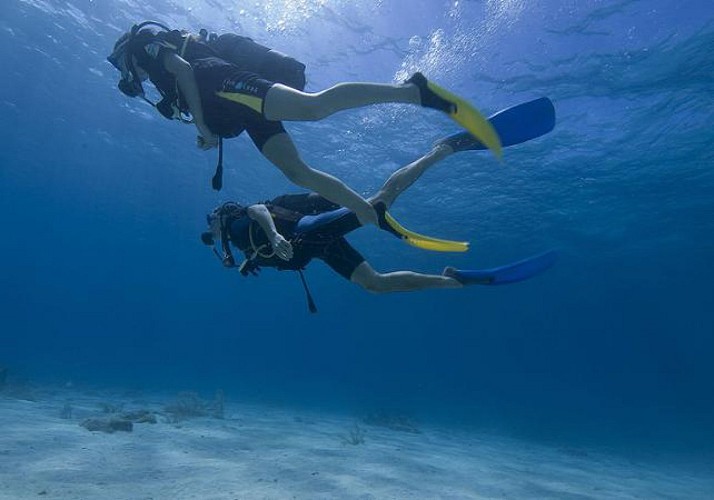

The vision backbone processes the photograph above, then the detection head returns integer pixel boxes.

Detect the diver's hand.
[271,233,293,261]
[197,133,219,150]
[196,121,219,150]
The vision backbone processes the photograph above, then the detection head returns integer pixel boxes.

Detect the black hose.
[212,137,224,191]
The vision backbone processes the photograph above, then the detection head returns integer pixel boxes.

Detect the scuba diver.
[107,21,503,228]
[201,97,558,309]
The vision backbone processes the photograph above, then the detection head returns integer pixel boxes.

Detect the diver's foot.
[442,266,465,285]
[443,266,491,286]
[356,205,379,227]
[443,266,457,278]
[406,72,456,114]
[370,201,402,240]
[434,131,484,153]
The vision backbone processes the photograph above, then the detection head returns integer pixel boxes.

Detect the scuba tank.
[207,33,306,91]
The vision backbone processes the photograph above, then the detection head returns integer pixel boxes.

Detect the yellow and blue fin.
[374,202,469,253]
[444,251,558,285]
[436,97,556,152]
[383,212,469,253]
[407,72,503,160]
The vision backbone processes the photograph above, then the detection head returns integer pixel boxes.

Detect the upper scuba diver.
[201,97,558,310]
[107,21,504,228]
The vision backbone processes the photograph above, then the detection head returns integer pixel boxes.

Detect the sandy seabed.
[0,387,711,500]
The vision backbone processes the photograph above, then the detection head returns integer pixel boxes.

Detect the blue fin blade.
[490,97,555,148]
[452,250,558,285]
[438,97,556,151]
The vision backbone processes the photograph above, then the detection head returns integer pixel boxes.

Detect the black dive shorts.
[277,237,364,280]
[317,238,366,280]
[193,57,286,150]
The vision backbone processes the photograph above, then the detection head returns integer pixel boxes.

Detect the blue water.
[1,0,713,459]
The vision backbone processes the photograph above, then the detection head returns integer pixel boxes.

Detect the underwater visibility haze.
[1,0,713,495]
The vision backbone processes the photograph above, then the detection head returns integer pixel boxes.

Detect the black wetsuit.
[129,29,287,150]
[228,194,366,280]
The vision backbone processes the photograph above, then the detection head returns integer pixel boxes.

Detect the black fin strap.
[297,270,317,314]
[212,137,224,191]
[373,201,402,240]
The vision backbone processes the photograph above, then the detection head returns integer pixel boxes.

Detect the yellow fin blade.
[426,80,503,160]
[385,211,469,253]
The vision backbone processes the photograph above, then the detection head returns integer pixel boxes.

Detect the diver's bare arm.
[247,204,293,260]
[247,204,280,239]
[162,52,213,140]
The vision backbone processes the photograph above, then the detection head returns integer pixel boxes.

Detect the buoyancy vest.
[212,196,322,312]
[127,28,218,120]
[226,194,337,271]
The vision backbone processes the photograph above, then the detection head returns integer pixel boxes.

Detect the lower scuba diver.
[107,21,503,228]
[201,120,558,309]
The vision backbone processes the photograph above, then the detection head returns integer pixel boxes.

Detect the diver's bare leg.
[261,133,377,225]
[368,144,454,209]
[263,83,420,121]
[350,261,461,293]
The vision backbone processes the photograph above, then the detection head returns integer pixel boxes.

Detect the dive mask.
[107,33,145,98]
[202,203,244,267]
[201,210,221,246]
